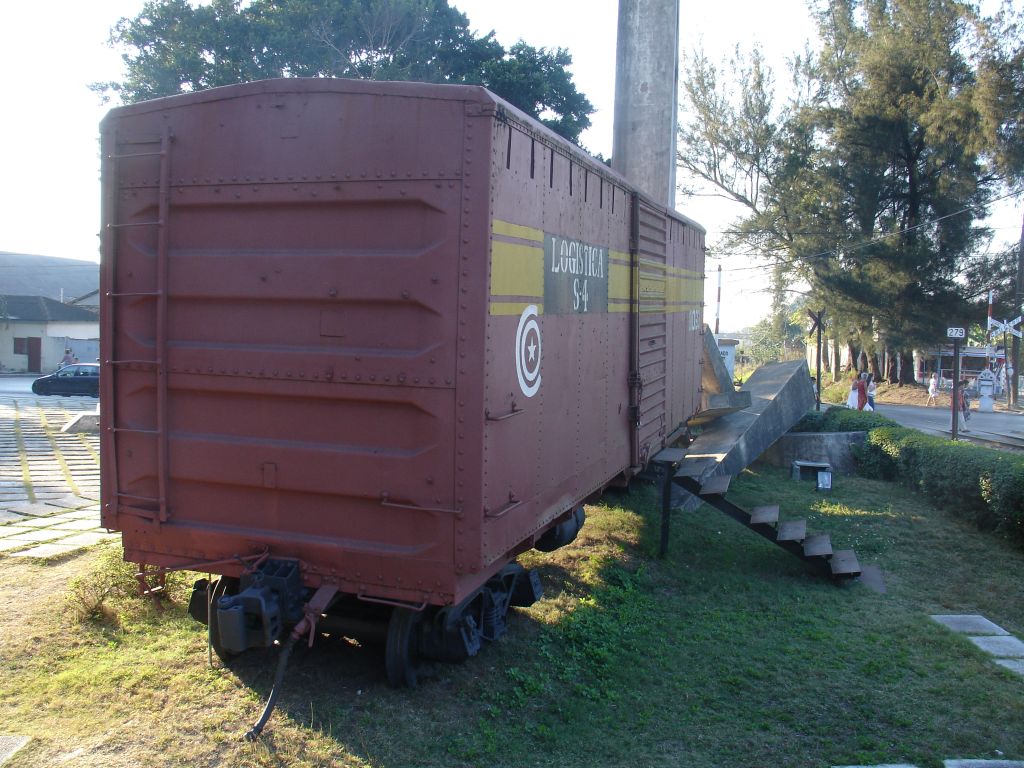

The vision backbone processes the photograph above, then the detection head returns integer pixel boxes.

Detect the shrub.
[791,406,897,434]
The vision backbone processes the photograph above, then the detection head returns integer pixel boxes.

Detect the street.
[874,402,1024,447]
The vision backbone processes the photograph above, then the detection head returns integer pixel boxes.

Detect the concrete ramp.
[689,328,751,425]
[675,359,814,484]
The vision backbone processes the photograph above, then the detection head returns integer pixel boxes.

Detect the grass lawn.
[1,465,1022,767]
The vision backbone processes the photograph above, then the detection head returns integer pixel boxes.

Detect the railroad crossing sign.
[988,316,1023,339]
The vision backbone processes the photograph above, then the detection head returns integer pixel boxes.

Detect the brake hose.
[244,634,298,742]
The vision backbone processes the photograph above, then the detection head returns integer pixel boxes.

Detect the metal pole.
[1014,214,1024,408]
[714,264,722,335]
[816,314,823,412]
[952,337,961,440]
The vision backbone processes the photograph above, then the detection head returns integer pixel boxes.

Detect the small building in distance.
[0,295,100,373]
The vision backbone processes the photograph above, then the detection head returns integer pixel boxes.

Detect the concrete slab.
[50,518,104,532]
[0,510,24,524]
[45,494,97,509]
[3,502,59,517]
[0,540,31,553]
[859,565,887,594]
[10,515,63,528]
[9,543,78,559]
[61,412,99,433]
[993,659,1024,676]
[2,529,68,543]
[55,531,111,548]
[968,635,1024,658]
[931,615,1010,635]
[0,735,30,766]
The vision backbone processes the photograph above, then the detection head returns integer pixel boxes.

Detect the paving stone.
[3,502,59,517]
[993,659,1024,676]
[967,635,1024,657]
[931,615,1010,635]
[11,515,63,528]
[944,761,1024,767]
[55,531,110,548]
[0,510,24,524]
[2,529,69,543]
[0,735,30,765]
[0,539,31,553]
[62,509,102,521]
[46,494,98,508]
[8,543,78,559]
[0,527,33,538]
[50,518,103,532]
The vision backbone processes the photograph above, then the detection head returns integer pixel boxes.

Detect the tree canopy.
[678,0,1024,378]
[95,0,594,144]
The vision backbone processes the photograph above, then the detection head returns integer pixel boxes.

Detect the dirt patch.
[0,549,99,662]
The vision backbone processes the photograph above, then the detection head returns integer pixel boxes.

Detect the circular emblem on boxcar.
[515,305,542,398]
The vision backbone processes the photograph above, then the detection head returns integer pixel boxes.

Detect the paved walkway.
[0,395,112,559]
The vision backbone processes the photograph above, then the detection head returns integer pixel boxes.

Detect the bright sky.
[0,1,1020,331]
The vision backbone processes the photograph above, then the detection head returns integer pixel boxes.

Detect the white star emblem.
[527,338,537,362]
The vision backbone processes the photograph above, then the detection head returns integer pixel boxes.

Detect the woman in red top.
[855,373,868,410]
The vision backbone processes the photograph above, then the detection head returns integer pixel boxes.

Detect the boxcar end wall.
[100,79,705,612]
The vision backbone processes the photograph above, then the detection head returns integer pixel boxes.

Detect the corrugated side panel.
[636,200,670,463]
[665,215,705,431]
[101,83,470,604]
[480,117,635,563]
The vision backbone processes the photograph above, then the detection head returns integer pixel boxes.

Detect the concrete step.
[776,519,807,542]
[802,533,832,557]
[830,549,861,576]
[749,505,779,525]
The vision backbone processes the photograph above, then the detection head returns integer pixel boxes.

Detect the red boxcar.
[100,78,704,683]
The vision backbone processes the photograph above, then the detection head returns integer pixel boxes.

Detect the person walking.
[958,380,971,433]
[846,374,859,409]
[926,373,938,406]
[866,375,877,410]
[856,373,868,411]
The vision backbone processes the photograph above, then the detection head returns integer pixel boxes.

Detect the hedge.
[795,407,1024,543]
[790,407,898,433]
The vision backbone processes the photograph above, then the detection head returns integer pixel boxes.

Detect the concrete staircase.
[652,359,862,581]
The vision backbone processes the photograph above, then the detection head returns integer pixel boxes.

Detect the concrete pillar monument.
[612,0,681,209]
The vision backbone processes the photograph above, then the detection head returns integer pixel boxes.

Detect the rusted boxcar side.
[100,79,704,682]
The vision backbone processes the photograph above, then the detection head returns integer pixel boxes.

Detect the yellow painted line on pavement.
[36,403,82,497]
[12,401,36,504]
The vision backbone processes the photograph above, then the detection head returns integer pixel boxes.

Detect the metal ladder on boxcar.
[101,127,173,524]
[651,448,861,581]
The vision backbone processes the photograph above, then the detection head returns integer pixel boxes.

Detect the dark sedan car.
[32,363,100,397]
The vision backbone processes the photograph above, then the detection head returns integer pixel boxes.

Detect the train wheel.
[385,607,422,688]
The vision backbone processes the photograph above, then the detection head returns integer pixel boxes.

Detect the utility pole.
[808,309,825,412]
[714,264,722,335]
[1014,216,1024,408]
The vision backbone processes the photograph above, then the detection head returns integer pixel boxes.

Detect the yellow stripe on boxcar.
[490,241,544,298]
[492,220,544,243]
[489,302,546,316]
